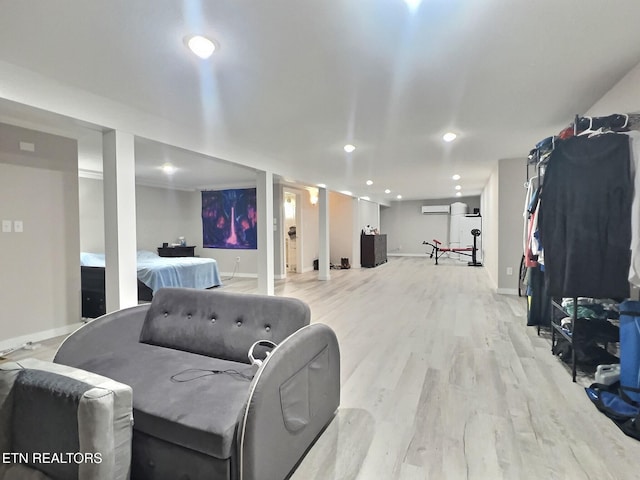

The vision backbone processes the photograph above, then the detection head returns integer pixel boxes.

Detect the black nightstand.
[157,246,196,257]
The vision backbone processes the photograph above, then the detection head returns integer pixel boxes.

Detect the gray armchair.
[54,288,340,480]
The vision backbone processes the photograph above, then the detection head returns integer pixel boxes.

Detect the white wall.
[80,178,201,254]
[0,123,80,343]
[380,196,481,255]
[358,199,380,233]
[481,165,499,289]
[136,184,201,249]
[301,194,319,272]
[497,159,526,291]
[329,192,355,265]
[586,60,640,116]
[481,158,526,293]
[79,179,260,275]
[79,176,105,252]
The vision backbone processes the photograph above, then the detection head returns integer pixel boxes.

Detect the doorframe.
[283,187,304,275]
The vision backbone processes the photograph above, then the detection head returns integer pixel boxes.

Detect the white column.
[295,190,304,274]
[273,183,285,280]
[352,197,362,268]
[257,170,275,295]
[318,187,330,280]
[102,130,138,312]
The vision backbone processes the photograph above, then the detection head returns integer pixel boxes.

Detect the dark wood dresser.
[361,234,387,268]
[157,246,196,257]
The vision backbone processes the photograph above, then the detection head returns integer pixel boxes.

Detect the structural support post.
[102,130,138,312]
[318,187,330,281]
[273,183,285,280]
[352,197,362,268]
[257,170,275,295]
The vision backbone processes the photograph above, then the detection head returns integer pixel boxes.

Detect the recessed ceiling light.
[456,192,462,197]
[366,180,373,186]
[385,189,391,194]
[455,185,462,190]
[404,0,422,9]
[360,196,371,201]
[443,132,457,142]
[452,174,461,180]
[396,194,403,200]
[187,35,216,59]
[340,190,353,196]
[344,144,356,153]
[161,163,177,175]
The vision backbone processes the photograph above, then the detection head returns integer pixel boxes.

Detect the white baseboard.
[388,253,426,257]
[221,272,257,279]
[222,273,289,280]
[0,322,83,353]
[496,288,519,296]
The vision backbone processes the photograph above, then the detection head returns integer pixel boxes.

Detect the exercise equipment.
[423,229,482,266]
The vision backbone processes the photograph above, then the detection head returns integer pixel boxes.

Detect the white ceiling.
[1,0,640,202]
[0,99,257,190]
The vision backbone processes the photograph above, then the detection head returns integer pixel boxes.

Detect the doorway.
[283,190,302,274]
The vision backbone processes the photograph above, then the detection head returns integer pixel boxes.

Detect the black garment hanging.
[526,265,551,327]
[539,133,632,299]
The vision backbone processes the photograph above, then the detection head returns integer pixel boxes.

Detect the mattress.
[80,250,222,293]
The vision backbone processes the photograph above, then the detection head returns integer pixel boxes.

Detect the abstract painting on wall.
[202,188,257,249]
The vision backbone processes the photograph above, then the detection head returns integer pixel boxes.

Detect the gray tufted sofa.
[53,288,340,480]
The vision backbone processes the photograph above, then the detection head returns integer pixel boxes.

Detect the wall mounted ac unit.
[421,205,450,214]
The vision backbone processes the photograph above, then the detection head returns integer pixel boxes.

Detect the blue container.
[619,300,640,403]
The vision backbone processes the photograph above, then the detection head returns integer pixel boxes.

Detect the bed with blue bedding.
[80,250,222,318]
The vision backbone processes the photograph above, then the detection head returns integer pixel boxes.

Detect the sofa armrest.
[54,304,150,368]
[0,359,133,480]
[239,323,340,480]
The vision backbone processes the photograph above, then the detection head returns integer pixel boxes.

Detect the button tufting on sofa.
[265,325,271,332]
[164,312,168,317]
[187,314,192,319]
[237,320,242,327]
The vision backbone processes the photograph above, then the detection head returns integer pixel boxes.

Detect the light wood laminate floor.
[5,257,638,479]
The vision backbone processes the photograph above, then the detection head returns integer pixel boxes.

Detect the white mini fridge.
[457,214,482,263]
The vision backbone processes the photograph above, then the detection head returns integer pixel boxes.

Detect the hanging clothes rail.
[525,113,640,382]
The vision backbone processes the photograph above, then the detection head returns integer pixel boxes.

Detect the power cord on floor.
[0,341,40,358]
[221,259,240,282]
[170,368,255,383]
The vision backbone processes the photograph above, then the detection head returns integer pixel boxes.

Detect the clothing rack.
[559,115,580,381]
[575,113,633,133]
[526,112,640,172]
[524,113,634,381]
[569,115,579,382]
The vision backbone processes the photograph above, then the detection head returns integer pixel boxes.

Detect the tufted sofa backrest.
[139,288,310,364]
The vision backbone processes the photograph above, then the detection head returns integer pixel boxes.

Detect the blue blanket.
[81,251,222,293]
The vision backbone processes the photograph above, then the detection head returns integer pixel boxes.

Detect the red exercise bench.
[422,229,482,266]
